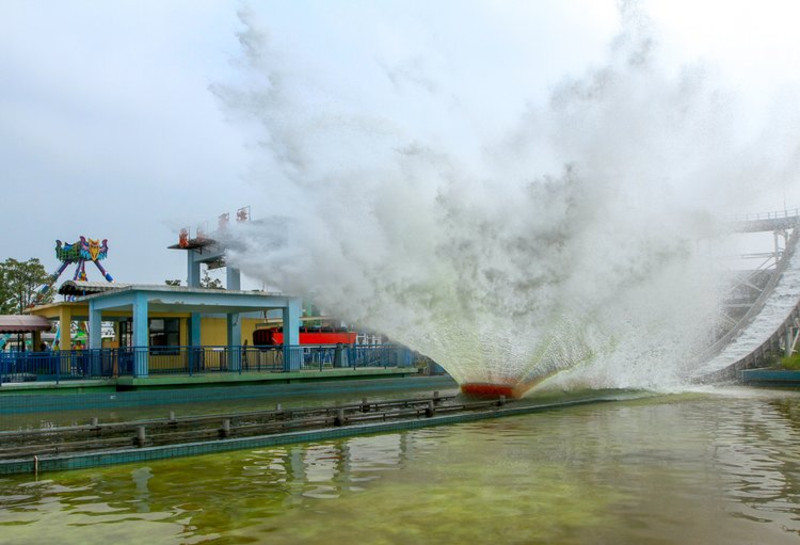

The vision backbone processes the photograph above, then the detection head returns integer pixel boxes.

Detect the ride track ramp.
[693,216,800,382]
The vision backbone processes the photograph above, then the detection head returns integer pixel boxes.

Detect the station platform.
[0,371,456,415]
[0,367,425,394]
[115,366,420,390]
[739,368,800,387]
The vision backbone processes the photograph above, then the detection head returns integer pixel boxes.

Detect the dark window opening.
[118,318,180,351]
[150,318,180,353]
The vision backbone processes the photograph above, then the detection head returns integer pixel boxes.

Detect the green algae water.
[1,387,799,545]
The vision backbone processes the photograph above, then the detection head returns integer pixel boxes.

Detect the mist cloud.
[216,2,797,391]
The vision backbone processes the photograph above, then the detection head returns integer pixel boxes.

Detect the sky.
[3,0,800,289]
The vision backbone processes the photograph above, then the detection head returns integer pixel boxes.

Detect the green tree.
[201,270,223,289]
[164,279,182,286]
[0,258,54,313]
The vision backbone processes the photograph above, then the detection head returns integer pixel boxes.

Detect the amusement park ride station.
[0,208,432,392]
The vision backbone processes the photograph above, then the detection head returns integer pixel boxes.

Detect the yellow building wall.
[29,301,268,348]
[241,317,264,346]
[200,317,267,346]
[180,317,189,346]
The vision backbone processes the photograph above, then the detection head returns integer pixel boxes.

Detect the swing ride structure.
[0,238,114,350]
[33,237,114,305]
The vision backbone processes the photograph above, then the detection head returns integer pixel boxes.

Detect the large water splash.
[215,3,794,396]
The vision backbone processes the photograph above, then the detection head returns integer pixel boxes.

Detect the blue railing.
[297,344,403,371]
[0,349,116,383]
[0,344,412,384]
[735,207,800,222]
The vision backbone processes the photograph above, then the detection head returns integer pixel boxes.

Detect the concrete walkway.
[0,366,421,394]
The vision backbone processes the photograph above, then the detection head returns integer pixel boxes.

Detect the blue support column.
[226,267,243,373]
[396,346,409,367]
[190,313,202,346]
[189,312,202,375]
[283,298,302,371]
[227,313,242,372]
[88,303,103,376]
[187,253,201,288]
[132,293,149,378]
[333,343,349,368]
[88,304,102,350]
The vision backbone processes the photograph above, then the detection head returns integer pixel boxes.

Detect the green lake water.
[1,386,799,544]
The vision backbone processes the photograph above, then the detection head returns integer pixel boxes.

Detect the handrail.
[699,302,800,382]
[698,228,800,363]
[729,208,800,233]
[733,207,800,222]
[0,343,411,384]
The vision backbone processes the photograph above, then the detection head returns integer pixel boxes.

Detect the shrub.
[778,353,800,370]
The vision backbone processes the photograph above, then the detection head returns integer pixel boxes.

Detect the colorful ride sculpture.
[33,237,114,305]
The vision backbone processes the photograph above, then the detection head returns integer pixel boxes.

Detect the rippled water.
[1,387,799,544]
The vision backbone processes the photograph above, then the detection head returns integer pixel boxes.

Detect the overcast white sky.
[2,0,800,288]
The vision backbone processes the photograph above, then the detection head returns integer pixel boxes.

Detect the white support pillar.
[774,230,780,268]
[789,318,800,357]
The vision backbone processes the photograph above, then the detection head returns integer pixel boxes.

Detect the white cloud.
[1,0,798,300]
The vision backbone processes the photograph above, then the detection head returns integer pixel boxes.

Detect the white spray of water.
[215,3,796,393]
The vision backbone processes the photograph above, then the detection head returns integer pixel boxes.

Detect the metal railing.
[0,350,93,384]
[0,344,412,384]
[734,208,800,222]
[731,208,800,233]
[297,344,403,371]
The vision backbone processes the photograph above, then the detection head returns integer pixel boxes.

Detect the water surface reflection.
[1,388,799,544]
